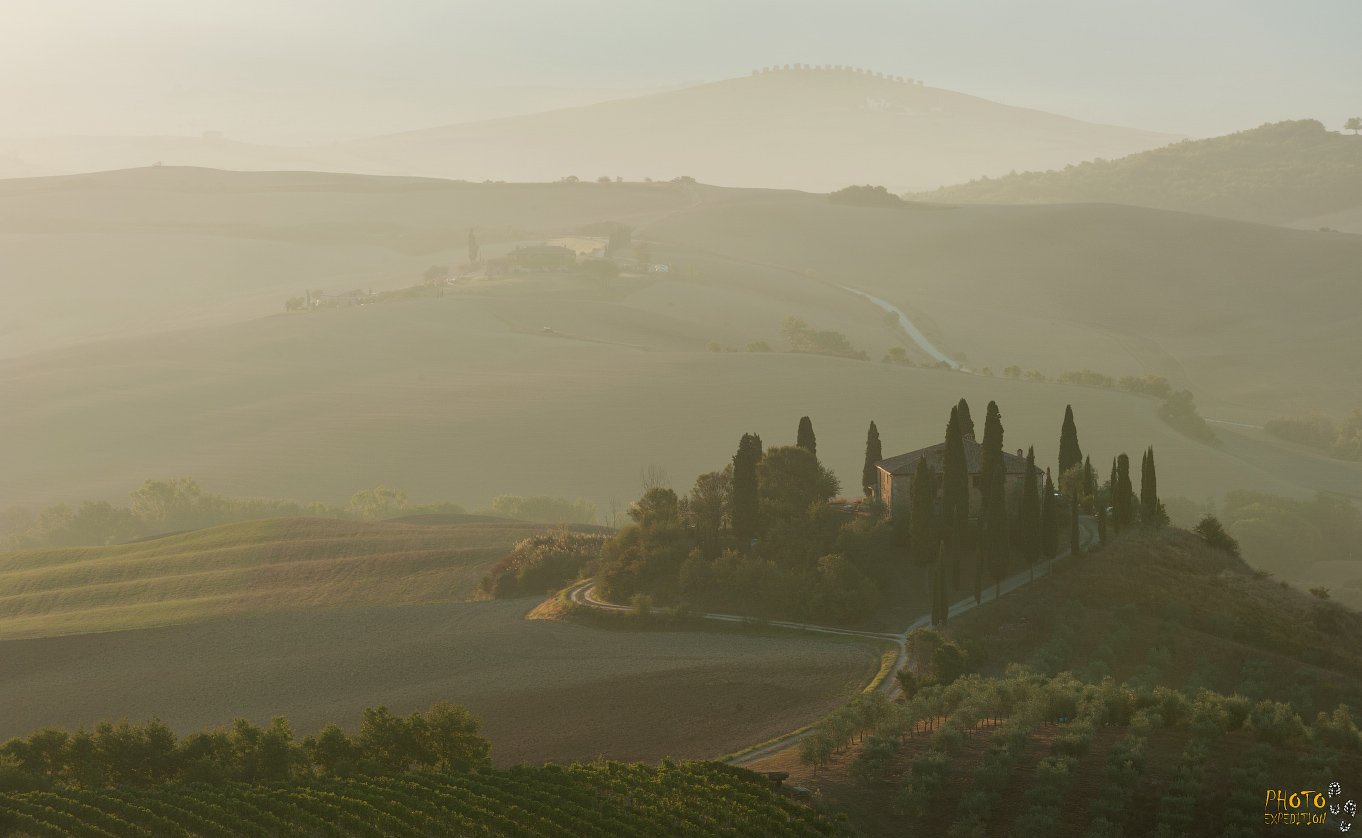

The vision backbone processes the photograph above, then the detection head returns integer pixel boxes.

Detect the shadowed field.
[0,599,881,767]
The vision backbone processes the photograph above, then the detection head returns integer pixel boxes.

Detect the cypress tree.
[1020,446,1041,581]
[732,433,763,546]
[1097,503,1108,546]
[957,398,975,441]
[796,416,817,457]
[978,401,1009,600]
[1041,468,1058,566]
[1140,446,1164,525]
[986,463,1009,598]
[1113,453,1134,532]
[1059,405,1083,478]
[942,406,970,589]
[909,458,936,565]
[1070,490,1082,556]
[932,540,949,626]
[467,228,480,263]
[979,402,1004,502]
[1083,455,1096,498]
[861,421,882,496]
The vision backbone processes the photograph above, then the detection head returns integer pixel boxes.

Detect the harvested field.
[0,598,881,767]
[0,517,580,639]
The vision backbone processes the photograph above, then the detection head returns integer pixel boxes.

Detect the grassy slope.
[0,288,1330,514]
[946,528,1362,712]
[749,529,1362,837]
[0,517,567,639]
[915,119,1362,229]
[645,193,1362,421]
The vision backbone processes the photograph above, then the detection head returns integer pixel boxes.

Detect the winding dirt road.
[566,517,1098,765]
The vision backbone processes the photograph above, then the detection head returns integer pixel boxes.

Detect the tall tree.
[985,462,1010,599]
[909,458,937,565]
[796,416,817,457]
[1097,503,1108,546]
[731,433,763,546]
[977,401,1009,600]
[956,398,976,441]
[861,421,882,497]
[1041,469,1058,566]
[1083,455,1097,498]
[467,229,480,263]
[942,406,970,588]
[1069,489,1082,556]
[1113,453,1134,532]
[1140,446,1165,526]
[1019,446,1041,581]
[1059,405,1083,478]
[931,540,949,626]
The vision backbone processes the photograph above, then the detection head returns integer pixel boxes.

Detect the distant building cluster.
[751,64,924,85]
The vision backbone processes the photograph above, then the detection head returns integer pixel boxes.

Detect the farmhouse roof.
[876,438,1029,476]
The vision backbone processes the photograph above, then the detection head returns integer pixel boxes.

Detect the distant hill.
[341,67,1175,191]
[0,134,377,180]
[918,119,1362,230]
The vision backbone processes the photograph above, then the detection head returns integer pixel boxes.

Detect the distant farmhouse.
[875,430,1034,518]
[545,236,608,258]
[508,244,577,270]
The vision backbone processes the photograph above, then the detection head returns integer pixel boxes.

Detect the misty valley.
[1,9,1361,836]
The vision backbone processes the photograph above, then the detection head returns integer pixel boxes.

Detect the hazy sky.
[2,0,1358,143]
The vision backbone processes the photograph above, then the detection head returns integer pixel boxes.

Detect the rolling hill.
[643,192,1362,422]
[917,119,1362,231]
[0,167,695,357]
[0,516,577,639]
[341,66,1175,192]
[3,168,1359,596]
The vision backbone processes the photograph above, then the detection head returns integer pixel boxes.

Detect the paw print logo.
[1328,782,1355,833]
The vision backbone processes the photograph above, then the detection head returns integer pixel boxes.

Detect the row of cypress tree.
[853,399,1163,625]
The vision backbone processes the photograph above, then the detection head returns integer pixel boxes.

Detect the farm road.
[566,516,1099,765]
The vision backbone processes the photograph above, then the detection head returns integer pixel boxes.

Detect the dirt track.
[0,598,878,766]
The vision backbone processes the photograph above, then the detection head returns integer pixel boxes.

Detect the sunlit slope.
[344,68,1174,191]
[645,195,1362,420]
[2,287,1347,522]
[0,167,694,356]
[0,517,560,639]
[918,119,1362,230]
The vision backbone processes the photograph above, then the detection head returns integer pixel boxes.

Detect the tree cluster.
[0,703,490,792]
[597,419,899,622]
[779,317,871,360]
[480,532,610,598]
[828,184,906,208]
[1264,409,1362,461]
